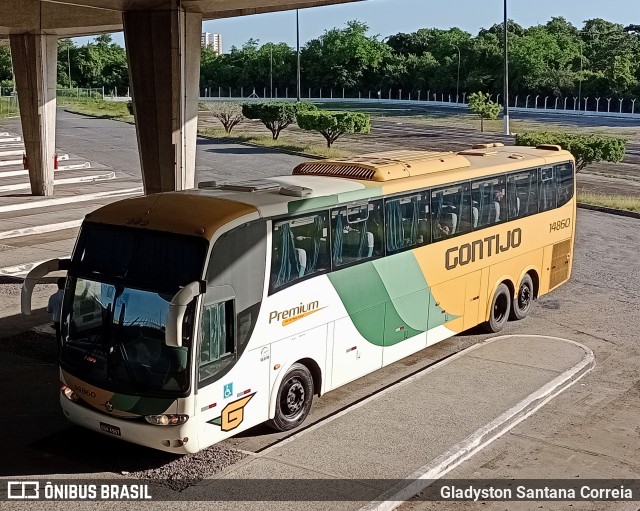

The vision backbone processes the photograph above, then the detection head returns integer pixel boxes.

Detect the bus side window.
[199,300,235,383]
[507,169,539,219]
[539,167,557,212]
[556,162,574,207]
[331,199,383,268]
[471,176,506,229]
[431,183,471,239]
[385,192,430,253]
[271,212,329,291]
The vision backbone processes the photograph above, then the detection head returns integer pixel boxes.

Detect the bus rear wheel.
[268,363,314,432]
[510,274,534,321]
[483,283,511,333]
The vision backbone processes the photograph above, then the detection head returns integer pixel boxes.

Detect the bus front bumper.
[60,393,200,454]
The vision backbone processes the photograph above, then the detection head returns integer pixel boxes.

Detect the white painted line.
[57,161,90,171]
[0,132,9,137]
[0,150,25,157]
[0,186,142,213]
[0,158,22,167]
[359,335,595,511]
[0,154,71,170]
[0,171,115,192]
[0,219,82,240]
[0,137,21,143]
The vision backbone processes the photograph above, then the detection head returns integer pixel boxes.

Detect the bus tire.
[510,274,534,321]
[483,283,511,333]
[268,363,314,432]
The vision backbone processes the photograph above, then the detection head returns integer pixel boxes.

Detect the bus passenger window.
[556,162,574,207]
[507,169,539,219]
[199,300,235,382]
[471,176,506,229]
[431,183,471,240]
[331,200,383,268]
[385,192,430,253]
[539,167,557,212]
[271,212,329,291]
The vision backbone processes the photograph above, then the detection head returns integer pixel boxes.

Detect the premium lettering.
[269,301,321,324]
[446,228,522,270]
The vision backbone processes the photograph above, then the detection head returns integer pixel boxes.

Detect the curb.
[358,335,595,511]
[577,202,640,219]
[198,133,326,161]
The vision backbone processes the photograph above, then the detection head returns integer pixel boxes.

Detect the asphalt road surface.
[0,111,639,510]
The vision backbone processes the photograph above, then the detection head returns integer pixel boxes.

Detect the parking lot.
[0,111,639,510]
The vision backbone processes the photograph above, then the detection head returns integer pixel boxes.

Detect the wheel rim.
[494,293,508,322]
[518,284,532,311]
[281,378,305,419]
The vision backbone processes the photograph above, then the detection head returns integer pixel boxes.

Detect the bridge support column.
[10,33,58,196]
[123,5,202,194]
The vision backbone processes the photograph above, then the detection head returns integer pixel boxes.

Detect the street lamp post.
[578,40,583,113]
[296,9,301,102]
[503,0,510,134]
[270,45,273,99]
[453,44,461,105]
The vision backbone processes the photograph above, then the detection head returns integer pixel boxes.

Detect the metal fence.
[200,86,640,118]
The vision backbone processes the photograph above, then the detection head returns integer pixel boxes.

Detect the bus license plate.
[100,422,121,436]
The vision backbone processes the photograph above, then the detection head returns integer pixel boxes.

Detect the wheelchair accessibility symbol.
[223,383,233,399]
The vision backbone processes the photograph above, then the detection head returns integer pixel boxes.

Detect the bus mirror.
[21,258,69,315]
[165,280,205,348]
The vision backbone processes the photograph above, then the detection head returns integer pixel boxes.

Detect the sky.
[75,0,640,50]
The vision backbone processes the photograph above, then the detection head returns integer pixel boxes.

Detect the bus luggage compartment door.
[331,304,384,389]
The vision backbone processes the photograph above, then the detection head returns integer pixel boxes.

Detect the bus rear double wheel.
[268,363,314,432]
[484,283,511,333]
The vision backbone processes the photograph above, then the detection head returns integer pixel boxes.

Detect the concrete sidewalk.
[168,335,593,509]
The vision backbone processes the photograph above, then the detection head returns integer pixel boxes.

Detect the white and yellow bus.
[22,143,575,453]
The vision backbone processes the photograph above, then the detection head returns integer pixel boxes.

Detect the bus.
[21,142,576,453]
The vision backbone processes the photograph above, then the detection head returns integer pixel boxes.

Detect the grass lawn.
[59,98,134,122]
[577,190,640,213]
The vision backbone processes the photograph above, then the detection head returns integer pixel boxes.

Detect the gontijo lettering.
[445,228,522,270]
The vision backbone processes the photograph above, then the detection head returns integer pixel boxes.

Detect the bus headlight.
[145,414,189,426]
[61,384,79,402]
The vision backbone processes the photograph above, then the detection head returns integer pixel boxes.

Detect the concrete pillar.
[123,5,202,194]
[10,34,57,196]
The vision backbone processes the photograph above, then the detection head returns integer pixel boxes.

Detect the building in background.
[201,32,223,54]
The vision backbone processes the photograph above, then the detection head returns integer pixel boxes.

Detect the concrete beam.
[124,6,202,194]
[10,33,57,196]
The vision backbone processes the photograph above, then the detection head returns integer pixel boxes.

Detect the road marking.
[0,219,82,240]
[0,259,52,277]
[0,137,21,143]
[0,186,142,213]
[0,171,115,192]
[358,335,595,511]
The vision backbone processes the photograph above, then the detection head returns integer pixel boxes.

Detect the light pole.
[577,39,583,113]
[453,44,461,105]
[270,45,273,99]
[296,9,301,102]
[503,0,510,134]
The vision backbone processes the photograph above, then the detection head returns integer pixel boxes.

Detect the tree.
[242,102,316,139]
[202,101,244,133]
[515,132,626,171]
[467,92,500,132]
[297,110,371,148]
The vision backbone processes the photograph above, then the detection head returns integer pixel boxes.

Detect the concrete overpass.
[0,0,362,196]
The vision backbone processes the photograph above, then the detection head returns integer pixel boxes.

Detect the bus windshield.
[60,223,207,397]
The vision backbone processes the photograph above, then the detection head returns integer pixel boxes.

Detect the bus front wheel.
[268,363,314,432]
[510,274,534,321]
[484,283,511,333]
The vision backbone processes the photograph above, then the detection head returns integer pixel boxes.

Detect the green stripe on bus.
[328,252,453,347]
